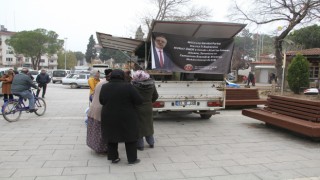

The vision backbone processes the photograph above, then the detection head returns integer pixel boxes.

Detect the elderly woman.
[88,69,100,102]
[99,69,143,165]
[132,70,159,151]
[0,69,14,102]
[86,69,112,154]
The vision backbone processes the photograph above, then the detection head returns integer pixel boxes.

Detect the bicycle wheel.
[34,98,46,116]
[2,101,22,122]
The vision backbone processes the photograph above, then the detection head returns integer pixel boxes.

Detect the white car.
[62,74,90,89]
[304,88,319,95]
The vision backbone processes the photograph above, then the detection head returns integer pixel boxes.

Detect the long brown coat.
[132,79,158,137]
[0,74,14,94]
[99,78,143,143]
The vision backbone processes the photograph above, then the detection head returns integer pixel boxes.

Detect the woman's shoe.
[112,158,120,163]
[149,144,154,148]
[137,147,144,151]
[128,159,140,165]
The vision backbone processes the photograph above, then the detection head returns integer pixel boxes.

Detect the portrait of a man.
[151,35,173,70]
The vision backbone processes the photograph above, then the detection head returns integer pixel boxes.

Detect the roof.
[286,48,320,56]
[96,32,144,52]
[96,21,246,54]
[148,20,246,39]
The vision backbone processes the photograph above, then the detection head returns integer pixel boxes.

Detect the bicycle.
[1,89,46,122]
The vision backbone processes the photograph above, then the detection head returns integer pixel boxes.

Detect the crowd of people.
[1,67,159,165]
[0,68,50,113]
[86,69,158,165]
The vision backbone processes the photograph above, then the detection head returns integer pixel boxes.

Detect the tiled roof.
[0,31,15,36]
[286,48,320,55]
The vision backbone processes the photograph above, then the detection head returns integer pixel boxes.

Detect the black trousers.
[107,141,137,162]
[36,83,47,97]
[3,94,13,102]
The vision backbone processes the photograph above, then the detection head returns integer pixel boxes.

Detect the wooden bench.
[242,95,320,139]
[225,88,267,107]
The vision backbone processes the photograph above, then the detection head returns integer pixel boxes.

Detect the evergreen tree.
[287,54,310,94]
[287,25,320,49]
[85,35,96,64]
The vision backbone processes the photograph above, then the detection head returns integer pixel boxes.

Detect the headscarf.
[110,69,125,80]
[132,70,150,81]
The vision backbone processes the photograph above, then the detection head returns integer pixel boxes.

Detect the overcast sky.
[1,0,272,53]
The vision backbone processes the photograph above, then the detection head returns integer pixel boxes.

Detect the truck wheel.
[70,83,78,89]
[200,114,212,119]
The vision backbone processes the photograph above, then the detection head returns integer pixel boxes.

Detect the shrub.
[287,54,310,94]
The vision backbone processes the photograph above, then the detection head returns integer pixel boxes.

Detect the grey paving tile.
[295,168,320,177]
[110,162,156,173]
[234,157,275,165]
[211,174,261,180]
[0,169,16,178]
[254,170,305,180]
[136,171,185,180]
[12,168,63,177]
[154,162,198,171]
[181,167,229,178]
[195,160,238,168]
[43,160,88,168]
[86,173,136,180]
[0,151,16,156]
[0,161,45,169]
[299,160,320,168]
[0,156,30,162]
[62,166,108,175]
[0,177,35,180]
[263,161,306,171]
[35,175,86,180]
[224,164,269,174]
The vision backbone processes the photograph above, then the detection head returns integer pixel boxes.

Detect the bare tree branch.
[229,0,320,85]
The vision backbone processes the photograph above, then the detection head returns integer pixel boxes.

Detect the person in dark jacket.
[132,70,158,151]
[36,69,51,98]
[247,71,255,86]
[11,68,39,112]
[99,69,143,165]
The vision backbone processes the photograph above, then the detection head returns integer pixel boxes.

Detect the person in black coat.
[99,69,143,165]
[36,69,51,98]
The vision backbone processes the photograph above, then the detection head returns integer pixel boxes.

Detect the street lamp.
[64,38,68,70]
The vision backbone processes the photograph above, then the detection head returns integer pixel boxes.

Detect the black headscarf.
[110,69,125,80]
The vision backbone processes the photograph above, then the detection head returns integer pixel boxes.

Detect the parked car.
[226,79,240,88]
[304,88,319,95]
[52,69,69,83]
[62,73,90,89]
[29,70,39,82]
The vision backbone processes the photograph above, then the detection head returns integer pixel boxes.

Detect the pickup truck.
[62,73,90,88]
[96,20,246,119]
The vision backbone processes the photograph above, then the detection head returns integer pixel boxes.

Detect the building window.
[25,58,30,63]
[40,59,45,62]
[310,66,319,79]
[6,58,13,62]
[6,50,14,54]
[50,60,54,63]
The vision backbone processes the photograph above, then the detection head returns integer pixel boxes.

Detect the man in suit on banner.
[152,35,173,70]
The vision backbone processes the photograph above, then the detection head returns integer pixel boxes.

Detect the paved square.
[0,84,320,180]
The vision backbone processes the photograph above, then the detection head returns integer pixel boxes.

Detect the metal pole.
[281,52,286,95]
[64,38,67,70]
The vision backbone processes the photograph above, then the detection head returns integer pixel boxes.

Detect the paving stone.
[211,173,261,180]
[135,171,185,180]
[254,170,305,180]
[12,168,63,177]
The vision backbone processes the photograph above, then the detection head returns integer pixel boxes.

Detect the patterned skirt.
[86,117,108,153]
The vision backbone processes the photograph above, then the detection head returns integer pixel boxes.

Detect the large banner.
[151,32,234,74]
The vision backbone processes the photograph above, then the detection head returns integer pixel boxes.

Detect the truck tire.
[200,114,212,119]
[70,83,78,89]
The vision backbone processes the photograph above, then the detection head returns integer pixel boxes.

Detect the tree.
[99,48,129,63]
[287,54,310,94]
[85,35,96,64]
[74,51,85,62]
[6,29,63,70]
[287,25,320,49]
[142,0,211,31]
[57,51,77,69]
[229,0,320,84]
